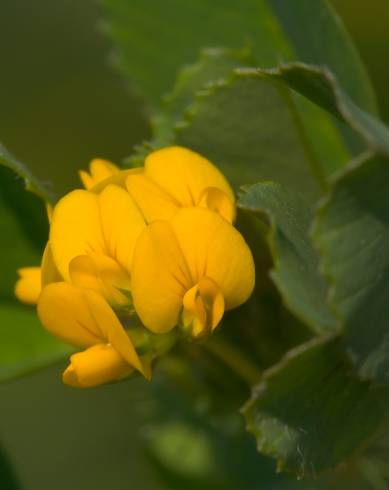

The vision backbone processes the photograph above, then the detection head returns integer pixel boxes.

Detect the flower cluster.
[15,147,255,388]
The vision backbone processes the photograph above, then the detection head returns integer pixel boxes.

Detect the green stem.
[204,336,262,385]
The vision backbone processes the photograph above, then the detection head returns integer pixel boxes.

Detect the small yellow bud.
[79,158,120,190]
[14,267,42,305]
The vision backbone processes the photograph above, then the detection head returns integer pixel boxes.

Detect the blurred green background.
[0,0,388,488]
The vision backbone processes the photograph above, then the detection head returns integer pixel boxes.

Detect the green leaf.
[0,144,54,203]
[105,1,372,185]
[267,0,376,114]
[313,153,389,383]
[0,303,72,382]
[102,0,376,115]
[243,336,389,477]
[0,446,20,490]
[251,62,389,156]
[127,47,255,167]
[269,63,389,383]
[239,182,336,334]
[153,47,254,145]
[132,51,350,189]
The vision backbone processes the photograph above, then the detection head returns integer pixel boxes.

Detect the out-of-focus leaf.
[243,336,389,477]
[314,153,389,383]
[239,182,336,334]
[0,303,72,382]
[0,446,20,490]
[140,370,300,490]
[102,0,376,116]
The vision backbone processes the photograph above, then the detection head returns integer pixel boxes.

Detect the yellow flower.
[131,207,255,338]
[37,282,149,387]
[16,146,255,387]
[79,158,120,190]
[125,146,236,223]
[14,267,42,305]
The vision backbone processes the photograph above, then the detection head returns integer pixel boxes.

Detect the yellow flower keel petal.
[63,344,133,388]
[197,187,236,223]
[182,277,225,338]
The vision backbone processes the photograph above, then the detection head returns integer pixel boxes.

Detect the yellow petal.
[14,267,42,305]
[50,190,105,281]
[126,173,180,222]
[98,185,146,273]
[69,253,130,305]
[197,187,236,223]
[37,282,103,347]
[131,220,192,334]
[82,289,146,377]
[41,242,62,288]
[171,208,255,309]
[144,146,235,208]
[182,277,225,338]
[62,344,133,388]
[79,158,120,190]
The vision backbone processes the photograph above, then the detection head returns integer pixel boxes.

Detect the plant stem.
[204,336,262,385]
